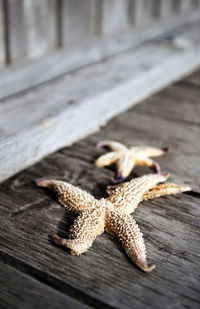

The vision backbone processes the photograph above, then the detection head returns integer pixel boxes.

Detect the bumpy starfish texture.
[36,174,190,272]
[95,140,169,182]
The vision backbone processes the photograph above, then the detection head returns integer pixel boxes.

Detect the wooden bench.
[0,70,200,308]
[0,1,200,308]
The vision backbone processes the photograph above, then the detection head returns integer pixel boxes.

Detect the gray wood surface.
[0,71,200,308]
[0,8,200,101]
[0,19,200,183]
[0,0,200,67]
[6,0,58,62]
[129,0,156,27]
[101,0,129,35]
[0,0,6,67]
[61,0,99,48]
[160,0,173,17]
[0,262,90,309]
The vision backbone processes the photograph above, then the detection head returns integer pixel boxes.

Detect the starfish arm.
[130,146,168,158]
[36,179,94,213]
[113,153,136,182]
[106,173,169,214]
[53,206,106,255]
[135,157,161,173]
[97,140,127,151]
[95,151,120,167]
[106,209,155,272]
[142,182,191,201]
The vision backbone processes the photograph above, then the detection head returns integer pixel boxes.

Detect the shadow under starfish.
[36,174,190,272]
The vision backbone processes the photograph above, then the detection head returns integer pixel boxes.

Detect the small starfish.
[95,140,169,182]
[36,174,190,272]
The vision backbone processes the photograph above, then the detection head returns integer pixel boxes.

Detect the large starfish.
[95,140,169,182]
[36,174,190,272]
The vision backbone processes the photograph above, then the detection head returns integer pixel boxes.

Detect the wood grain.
[133,83,200,125]
[0,262,90,309]
[0,71,200,308]
[1,8,200,101]
[0,20,200,183]
[0,0,199,68]
[0,149,199,308]
[1,193,199,309]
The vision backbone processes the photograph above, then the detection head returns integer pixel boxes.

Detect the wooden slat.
[129,0,156,27]
[191,0,200,8]
[0,81,200,308]
[0,193,199,309]
[0,262,90,309]
[61,0,99,48]
[180,0,193,12]
[101,0,129,35]
[160,0,173,17]
[0,20,200,183]
[6,0,58,63]
[0,0,6,67]
[0,9,200,101]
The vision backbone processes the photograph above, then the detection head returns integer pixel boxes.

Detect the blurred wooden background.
[0,0,200,68]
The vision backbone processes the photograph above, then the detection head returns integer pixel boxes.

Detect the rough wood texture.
[0,19,200,183]
[0,262,90,309]
[0,71,200,309]
[6,0,58,62]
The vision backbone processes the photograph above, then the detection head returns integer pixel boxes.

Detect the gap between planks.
[0,70,200,308]
[0,261,92,309]
[0,251,113,309]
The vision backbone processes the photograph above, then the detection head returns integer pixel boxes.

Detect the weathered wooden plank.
[1,70,200,308]
[61,0,99,48]
[133,83,200,124]
[6,0,58,63]
[160,0,173,17]
[129,0,156,27]
[0,20,200,183]
[1,9,200,101]
[0,261,90,309]
[0,0,6,67]
[0,153,199,308]
[104,113,200,192]
[191,0,200,8]
[180,0,193,12]
[184,69,200,86]
[101,0,129,35]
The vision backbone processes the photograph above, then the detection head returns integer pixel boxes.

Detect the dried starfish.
[36,174,190,272]
[95,140,168,182]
